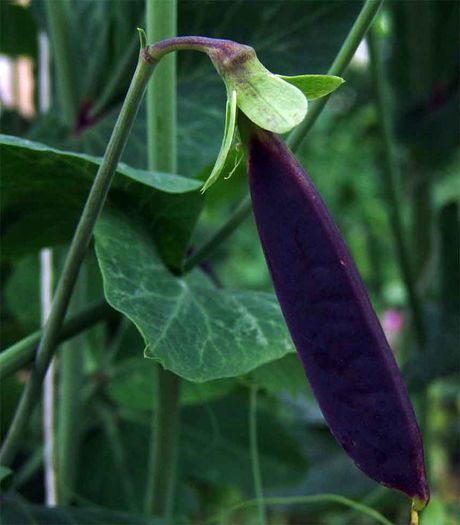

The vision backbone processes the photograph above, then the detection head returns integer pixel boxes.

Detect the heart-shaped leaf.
[94,210,295,382]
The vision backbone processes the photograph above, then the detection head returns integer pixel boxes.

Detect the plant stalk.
[146,0,177,174]
[44,0,78,125]
[57,265,87,505]
[0,54,156,467]
[182,0,383,273]
[143,1,180,520]
[215,494,394,525]
[144,369,181,520]
[0,301,111,381]
[288,0,383,151]
[366,28,426,352]
[249,387,266,525]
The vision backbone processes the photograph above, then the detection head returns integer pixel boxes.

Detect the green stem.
[182,195,252,273]
[0,301,112,381]
[0,55,155,467]
[181,0,383,273]
[146,0,177,173]
[143,368,181,520]
[44,0,78,125]
[288,0,383,151]
[249,387,266,525]
[96,403,138,510]
[57,266,87,505]
[367,28,426,353]
[143,1,180,520]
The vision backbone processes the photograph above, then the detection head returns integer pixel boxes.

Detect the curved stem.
[147,36,242,60]
[182,0,383,273]
[249,386,266,525]
[213,494,394,525]
[0,55,155,467]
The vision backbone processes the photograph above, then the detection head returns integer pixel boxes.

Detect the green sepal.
[278,74,345,100]
[137,27,147,49]
[211,47,308,135]
[228,68,308,134]
[201,89,238,192]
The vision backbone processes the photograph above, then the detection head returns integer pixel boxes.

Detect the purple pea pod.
[242,120,429,506]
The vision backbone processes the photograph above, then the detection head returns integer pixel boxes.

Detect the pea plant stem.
[181,0,383,274]
[57,266,87,505]
[182,195,252,273]
[146,0,177,173]
[288,0,383,151]
[214,494,395,525]
[0,56,156,468]
[366,28,426,353]
[143,0,181,521]
[0,301,112,381]
[144,369,181,520]
[44,0,77,125]
[249,387,267,525]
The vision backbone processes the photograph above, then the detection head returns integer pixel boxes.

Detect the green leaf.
[108,357,235,409]
[0,467,13,490]
[278,74,345,100]
[0,135,203,267]
[201,89,238,192]
[1,492,161,525]
[181,394,308,493]
[94,210,295,382]
[246,354,310,397]
[0,2,37,58]
[0,135,201,195]
[4,254,40,332]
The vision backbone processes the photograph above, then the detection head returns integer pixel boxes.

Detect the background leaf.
[1,492,161,525]
[0,1,37,58]
[0,135,203,268]
[108,357,236,409]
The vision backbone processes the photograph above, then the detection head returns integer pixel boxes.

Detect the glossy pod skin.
[243,122,429,504]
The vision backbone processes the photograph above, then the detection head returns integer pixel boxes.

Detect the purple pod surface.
[246,126,429,504]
